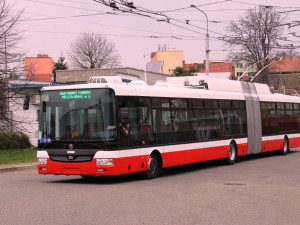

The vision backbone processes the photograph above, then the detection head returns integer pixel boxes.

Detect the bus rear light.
[96,158,114,166]
[38,158,47,165]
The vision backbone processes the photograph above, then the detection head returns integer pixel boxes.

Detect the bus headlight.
[38,158,47,165]
[96,158,114,166]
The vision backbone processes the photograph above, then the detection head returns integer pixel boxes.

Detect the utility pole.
[144,54,147,84]
[191,4,209,76]
[1,28,9,124]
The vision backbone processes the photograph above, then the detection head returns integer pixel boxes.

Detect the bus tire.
[143,153,160,179]
[226,143,237,165]
[281,138,289,155]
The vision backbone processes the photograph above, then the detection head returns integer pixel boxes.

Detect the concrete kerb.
[0,162,37,173]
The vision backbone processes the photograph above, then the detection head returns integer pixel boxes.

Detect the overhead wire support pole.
[250,57,282,83]
[190,4,209,76]
[238,55,268,81]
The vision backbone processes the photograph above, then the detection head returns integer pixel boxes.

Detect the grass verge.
[0,148,37,165]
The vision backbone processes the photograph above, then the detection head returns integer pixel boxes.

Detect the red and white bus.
[36,76,300,179]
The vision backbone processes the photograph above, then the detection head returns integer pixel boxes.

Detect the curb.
[0,163,37,173]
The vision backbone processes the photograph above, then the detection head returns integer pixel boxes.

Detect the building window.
[236,63,243,68]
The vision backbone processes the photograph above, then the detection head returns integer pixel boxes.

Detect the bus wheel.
[281,138,289,155]
[144,154,159,179]
[226,143,237,165]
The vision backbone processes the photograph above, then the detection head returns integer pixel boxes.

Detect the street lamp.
[190,4,209,75]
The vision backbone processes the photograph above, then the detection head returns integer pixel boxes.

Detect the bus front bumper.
[37,158,118,176]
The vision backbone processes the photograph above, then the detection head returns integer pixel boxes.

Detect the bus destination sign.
[60,90,92,100]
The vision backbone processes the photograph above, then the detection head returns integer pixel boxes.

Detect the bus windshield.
[38,88,117,143]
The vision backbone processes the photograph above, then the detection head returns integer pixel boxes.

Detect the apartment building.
[24,54,54,81]
[149,46,184,74]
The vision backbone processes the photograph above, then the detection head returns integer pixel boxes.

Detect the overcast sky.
[12,0,300,70]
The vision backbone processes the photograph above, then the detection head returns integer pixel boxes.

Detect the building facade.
[56,67,169,85]
[7,80,50,146]
[232,57,300,81]
[268,57,300,74]
[183,60,234,76]
[150,47,184,74]
[24,54,54,81]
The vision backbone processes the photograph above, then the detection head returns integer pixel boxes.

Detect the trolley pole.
[250,57,282,83]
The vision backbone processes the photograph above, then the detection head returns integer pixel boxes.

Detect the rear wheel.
[143,154,160,179]
[226,143,237,165]
[281,138,289,155]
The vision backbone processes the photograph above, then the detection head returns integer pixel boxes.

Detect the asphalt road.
[1,149,300,225]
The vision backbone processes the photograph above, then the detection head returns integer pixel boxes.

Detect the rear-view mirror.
[23,94,30,110]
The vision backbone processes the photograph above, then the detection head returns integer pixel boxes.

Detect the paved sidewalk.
[0,162,37,173]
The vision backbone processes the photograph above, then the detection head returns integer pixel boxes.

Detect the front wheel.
[143,154,160,179]
[281,138,289,155]
[226,143,237,165]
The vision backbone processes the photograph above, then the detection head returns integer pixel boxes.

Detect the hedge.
[0,132,31,149]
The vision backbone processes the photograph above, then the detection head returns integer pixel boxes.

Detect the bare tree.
[69,32,121,69]
[226,6,286,84]
[0,0,24,132]
[276,49,300,58]
[0,0,24,78]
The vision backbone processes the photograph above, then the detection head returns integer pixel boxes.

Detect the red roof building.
[183,60,234,74]
[24,54,54,81]
[268,57,300,74]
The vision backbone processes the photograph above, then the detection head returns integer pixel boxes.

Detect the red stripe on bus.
[38,137,300,176]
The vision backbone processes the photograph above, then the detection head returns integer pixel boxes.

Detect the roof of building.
[9,79,50,90]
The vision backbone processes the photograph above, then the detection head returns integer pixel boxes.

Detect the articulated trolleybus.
[36,76,300,179]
